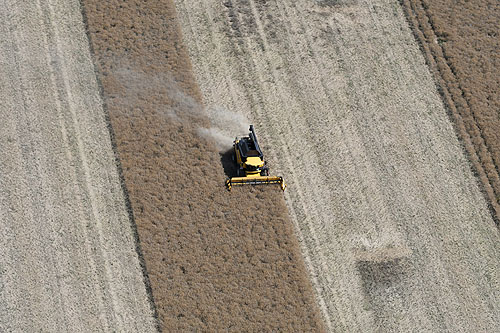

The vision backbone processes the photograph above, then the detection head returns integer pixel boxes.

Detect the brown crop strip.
[400,0,500,224]
[80,0,325,331]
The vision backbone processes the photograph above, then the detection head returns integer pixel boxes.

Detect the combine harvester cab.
[226,125,286,191]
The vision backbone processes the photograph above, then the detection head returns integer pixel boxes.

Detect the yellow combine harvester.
[226,125,286,191]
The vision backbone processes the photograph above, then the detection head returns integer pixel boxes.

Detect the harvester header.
[225,125,286,191]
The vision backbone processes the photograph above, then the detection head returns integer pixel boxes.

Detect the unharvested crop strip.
[79,0,325,330]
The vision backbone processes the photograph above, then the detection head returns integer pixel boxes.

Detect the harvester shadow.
[220,149,237,178]
[356,257,414,330]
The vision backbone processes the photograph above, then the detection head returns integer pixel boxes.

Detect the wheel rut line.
[272,4,349,328]
[42,0,120,328]
[33,0,87,329]
[407,0,500,205]
[5,1,79,329]
[198,0,242,106]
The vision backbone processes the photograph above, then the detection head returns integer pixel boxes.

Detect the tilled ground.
[81,0,325,331]
[174,0,500,331]
[401,0,500,221]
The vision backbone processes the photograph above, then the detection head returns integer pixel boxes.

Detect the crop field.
[174,0,500,331]
[0,0,156,331]
[81,0,324,331]
[2,0,499,331]
[401,0,500,220]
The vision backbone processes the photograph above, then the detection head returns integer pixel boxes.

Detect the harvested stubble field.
[174,0,500,331]
[401,0,500,221]
[81,0,324,331]
[0,0,156,331]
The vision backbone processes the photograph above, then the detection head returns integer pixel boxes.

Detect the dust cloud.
[197,105,250,151]
[110,65,248,152]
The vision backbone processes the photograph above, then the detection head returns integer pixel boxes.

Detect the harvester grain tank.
[226,125,286,191]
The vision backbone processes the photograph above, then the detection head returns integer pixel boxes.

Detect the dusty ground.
[401,0,500,221]
[0,0,156,332]
[174,0,500,331]
[81,0,325,331]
